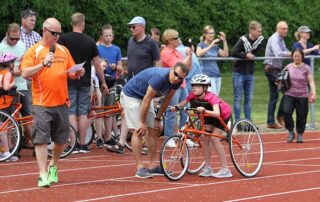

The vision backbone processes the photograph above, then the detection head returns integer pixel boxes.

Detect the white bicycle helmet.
[190,74,211,86]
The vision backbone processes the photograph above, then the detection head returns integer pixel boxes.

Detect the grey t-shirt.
[127,35,160,80]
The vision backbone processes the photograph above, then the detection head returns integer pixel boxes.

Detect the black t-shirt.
[58,32,98,86]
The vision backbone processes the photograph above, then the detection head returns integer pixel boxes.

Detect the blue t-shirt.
[97,44,122,79]
[123,67,182,99]
[292,42,319,66]
[197,42,221,77]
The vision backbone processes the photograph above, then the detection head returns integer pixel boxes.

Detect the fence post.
[309,57,315,129]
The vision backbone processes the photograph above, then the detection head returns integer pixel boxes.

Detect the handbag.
[276,69,290,92]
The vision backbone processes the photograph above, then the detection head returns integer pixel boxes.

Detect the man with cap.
[292,25,320,66]
[126,16,160,80]
[263,21,291,129]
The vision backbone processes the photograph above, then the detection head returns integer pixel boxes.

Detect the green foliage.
[2,0,320,65]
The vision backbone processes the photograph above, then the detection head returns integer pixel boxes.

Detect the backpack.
[276,69,291,93]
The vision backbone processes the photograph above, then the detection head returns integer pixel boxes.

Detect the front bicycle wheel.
[182,135,205,175]
[160,135,189,181]
[229,119,263,177]
[48,124,78,159]
[0,111,21,162]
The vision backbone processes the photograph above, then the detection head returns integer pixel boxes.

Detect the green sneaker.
[38,175,50,187]
[48,165,58,183]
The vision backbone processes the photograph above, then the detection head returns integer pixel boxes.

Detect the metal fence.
[122,55,319,128]
[200,55,319,129]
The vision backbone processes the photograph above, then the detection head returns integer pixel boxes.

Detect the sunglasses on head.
[8,36,20,41]
[173,71,184,80]
[43,27,61,36]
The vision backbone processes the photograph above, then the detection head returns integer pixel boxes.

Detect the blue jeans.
[265,71,283,125]
[208,77,221,95]
[232,72,254,121]
[164,87,188,138]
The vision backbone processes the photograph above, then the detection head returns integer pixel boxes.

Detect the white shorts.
[120,92,156,130]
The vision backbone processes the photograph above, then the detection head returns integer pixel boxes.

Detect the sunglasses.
[173,71,184,80]
[129,25,138,30]
[43,27,61,36]
[171,37,179,40]
[8,37,20,41]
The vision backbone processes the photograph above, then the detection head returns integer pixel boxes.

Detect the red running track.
[0,131,320,201]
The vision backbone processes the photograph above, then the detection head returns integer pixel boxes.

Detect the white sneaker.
[166,139,176,148]
[186,139,198,148]
[2,152,18,162]
[212,168,232,178]
[199,166,214,177]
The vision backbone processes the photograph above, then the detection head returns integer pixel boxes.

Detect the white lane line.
[225,186,320,202]
[75,169,320,202]
[1,151,320,179]
[265,163,320,167]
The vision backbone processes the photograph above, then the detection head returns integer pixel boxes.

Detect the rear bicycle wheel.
[160,135,189,181]
[0,111,21,162]
[229,119,263,177]
[48,124,78,159]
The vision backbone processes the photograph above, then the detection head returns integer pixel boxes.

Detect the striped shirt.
[264,32,289,68]
[20,27,42,50]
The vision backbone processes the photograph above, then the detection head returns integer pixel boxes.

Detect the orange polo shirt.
[21,43,75,107]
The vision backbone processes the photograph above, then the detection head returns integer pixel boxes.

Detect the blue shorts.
[68,85,91,116]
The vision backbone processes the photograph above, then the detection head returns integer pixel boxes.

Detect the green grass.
[219,70,320,125]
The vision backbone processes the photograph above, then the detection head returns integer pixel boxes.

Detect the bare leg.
[147,128,158,168]
[211,128,228,169]
[119,117,128,146]
[50,143,65,166]
[131,129,143,169]
[104,117,112,141]
[78,115,89,145]
[35,144,49,176]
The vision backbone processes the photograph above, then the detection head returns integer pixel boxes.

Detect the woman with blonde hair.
[292,26,319,66]
[196,25,228,95]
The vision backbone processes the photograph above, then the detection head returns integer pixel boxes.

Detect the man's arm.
[231,39,246,59]
[93,56,108,94]
[155,90,176,119]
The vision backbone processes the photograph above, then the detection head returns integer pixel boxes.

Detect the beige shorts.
[120,92,156,130]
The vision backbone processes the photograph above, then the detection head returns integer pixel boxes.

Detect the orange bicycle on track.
[0,91,77,161]
[160,104,264,181]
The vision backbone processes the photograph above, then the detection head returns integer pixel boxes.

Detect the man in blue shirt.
[121,62,189,178]
[263,21,291,129]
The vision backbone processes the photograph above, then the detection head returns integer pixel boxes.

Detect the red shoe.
[276,116,285,126]
[267,124,283,129]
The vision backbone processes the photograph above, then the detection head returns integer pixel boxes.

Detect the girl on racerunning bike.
[171,74,232,178]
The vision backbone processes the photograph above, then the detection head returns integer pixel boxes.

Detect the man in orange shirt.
[21,18,84,187]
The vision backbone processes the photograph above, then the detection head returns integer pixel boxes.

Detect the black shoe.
[79,145,90,153]
[106,143,125,154]
[104,138,118,148]
[96,138,104,148]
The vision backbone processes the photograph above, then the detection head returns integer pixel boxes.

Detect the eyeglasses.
[43,27,61,36]
[8,36,20,41]
[103,35,113,37]
[171,37,179,40]
[206,32,215,35]
[173,71,184,80]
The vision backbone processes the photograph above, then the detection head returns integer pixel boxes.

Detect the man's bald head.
[43,18,61,31]
[276,21,288,37]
